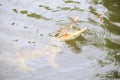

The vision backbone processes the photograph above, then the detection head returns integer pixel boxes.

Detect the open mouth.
[53,16,87,41]
[60,27,87,41]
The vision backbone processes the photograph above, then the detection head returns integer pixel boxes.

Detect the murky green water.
[0,0,120,80]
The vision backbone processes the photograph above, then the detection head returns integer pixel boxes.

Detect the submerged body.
[0,16,87,70]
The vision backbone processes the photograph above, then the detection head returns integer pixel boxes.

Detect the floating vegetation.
[103,18,120,35]
[39,5,52,10]
[64,0,80,4]
[56,6,83,11]
[89,6,98,16]
[12,9,18,13]
[105,39,120,50]
[20,10,28,14]
[70,7,84,11]
[38,5,83,12]
[27,13,51,20]
[96,70,120,79]
[12,9,51,20]
[24,26,28,29]
[88,18,99,25]
[27,13,42,19]
[52,10,60,12]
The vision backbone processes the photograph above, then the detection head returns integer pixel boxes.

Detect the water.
[0,0,120,80]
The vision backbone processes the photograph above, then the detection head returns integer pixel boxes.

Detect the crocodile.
[0,16,87,71]
[53,16,87,41]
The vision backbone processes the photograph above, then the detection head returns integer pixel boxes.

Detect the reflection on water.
[12,8,51,20]
[96,70,120,79]
[103,18,120,35]
[27,13,50,20]
[66,35,86,53]
[0,0,120,80]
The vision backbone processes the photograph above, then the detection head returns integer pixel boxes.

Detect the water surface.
[0,0,120,80]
